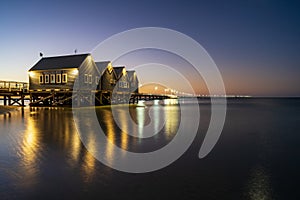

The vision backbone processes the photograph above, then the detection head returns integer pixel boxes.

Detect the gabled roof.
[126,70,136,77]
[29,54,90,71]
[95,61,111,75]
[113,66,125,79]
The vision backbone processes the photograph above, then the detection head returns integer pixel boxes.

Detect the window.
[88,75,92,84]
[45,75,49,83]
[56,74,61,83]
[62,74,67,83]
[84,74,88,83]
[119,81,129,88]
[39,75,44,84]
[95,76,100,84]
[50,74,55,83]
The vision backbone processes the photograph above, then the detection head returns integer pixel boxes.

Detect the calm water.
[0,98,300,199]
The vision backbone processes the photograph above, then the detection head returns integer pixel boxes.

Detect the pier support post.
[4,95,7,106]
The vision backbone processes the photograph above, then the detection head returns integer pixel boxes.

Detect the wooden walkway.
[129,93,176,104]
[0,80,177,106]
[0,80,29,106]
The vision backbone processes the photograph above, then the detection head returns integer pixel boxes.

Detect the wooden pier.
[0,80,29,106]
[1,81,176,107]
[129,93,174,104]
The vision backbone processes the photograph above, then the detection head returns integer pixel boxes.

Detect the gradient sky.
[1,0,300,96]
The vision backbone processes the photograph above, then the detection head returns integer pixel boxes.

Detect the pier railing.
[0,80,29,92]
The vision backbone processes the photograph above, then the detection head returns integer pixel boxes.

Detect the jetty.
[0,53,176,107]
[0,80,29,106]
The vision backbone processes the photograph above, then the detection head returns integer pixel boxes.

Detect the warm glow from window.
[50,74,55,83]
[62,74,68,83]
[56,74,61,83]
[45,74,49,83]
[39,75,44,84]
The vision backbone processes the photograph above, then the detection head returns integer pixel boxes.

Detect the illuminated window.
[88,75,92,84]
[50,74,55,83]
[84,74,88,83]
[62,74,67,83]
[56,74,61,83]
[45,75,49,83]
[39,75,44,84]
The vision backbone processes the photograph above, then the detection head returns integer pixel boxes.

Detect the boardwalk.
[0,80,176,106]
[0,80,29,106]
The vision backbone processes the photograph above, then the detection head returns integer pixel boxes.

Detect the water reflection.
[21,115,40,173]
[1,98,299,199]
[245,165,273,200]
[164,105,180,140]
[1,102,182,196]
[82,138,96,181]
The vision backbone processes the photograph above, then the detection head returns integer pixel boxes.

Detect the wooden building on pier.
[95,61,117,105]
[127,70,139,94]
[28,54,140,106]
[28,54,99,106]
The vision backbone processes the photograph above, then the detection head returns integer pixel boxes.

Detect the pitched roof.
[29,54,90,71]
[113,66,125,79]
[95,61,111,75]
[126,70,135,77]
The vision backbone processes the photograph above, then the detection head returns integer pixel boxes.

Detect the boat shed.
[28,54,99,106]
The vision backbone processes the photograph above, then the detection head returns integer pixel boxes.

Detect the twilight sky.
[1,0,300,96]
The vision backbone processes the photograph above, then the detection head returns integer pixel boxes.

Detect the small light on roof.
[72,69,79,75]
[28,71,34,77]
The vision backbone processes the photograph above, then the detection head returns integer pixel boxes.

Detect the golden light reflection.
[152,101,161,135]
[118,108,129,152]
[136,107,145,137]
[163,104,180,139]
[102,109,116,165]
[82,135,96,180]
[19,113,41,188]
[70,127,81,163]
[22,116,39,166]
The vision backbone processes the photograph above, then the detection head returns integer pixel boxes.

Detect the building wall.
[128,72,139,93]
[29,68,78,90]
[76,56,98,91]
[115,73,130,93]
[98,68,116,92]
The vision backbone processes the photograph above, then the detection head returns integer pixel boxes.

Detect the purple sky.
[1,0,300,96]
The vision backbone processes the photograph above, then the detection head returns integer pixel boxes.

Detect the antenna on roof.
[74,49,77,54]
[39,52,43,57]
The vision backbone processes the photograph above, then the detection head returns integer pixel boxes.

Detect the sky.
[1,0,300,96]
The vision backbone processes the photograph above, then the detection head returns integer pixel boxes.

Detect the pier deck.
[0,80,176,106]
[0,80,29,106]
